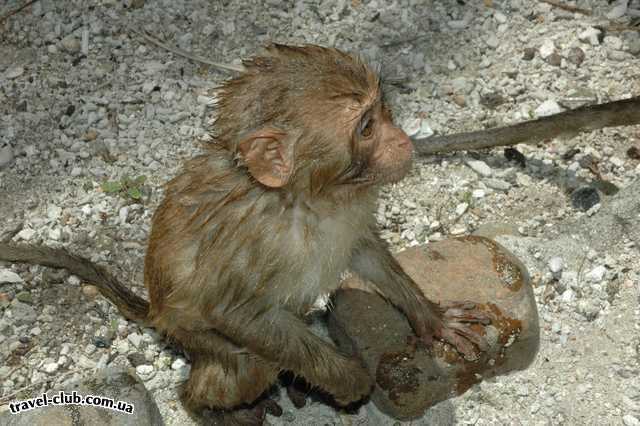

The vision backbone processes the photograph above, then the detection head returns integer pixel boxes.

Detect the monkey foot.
[286,384,308,409]
[214,398,283,426]
[436,301,492,361]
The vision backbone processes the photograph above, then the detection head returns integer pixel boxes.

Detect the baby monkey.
[0,44,489,424]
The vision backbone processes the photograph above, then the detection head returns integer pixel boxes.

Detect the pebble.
[486,35,500,48]
[535,100,563,117]
[455,203,468,216]
[578,27,601,46]
[61,35,81,53]
[571,186,600,211]
[0,269,23,284]
[607,3,628,19]
[466,160,492,177]
[539,39,556,59]
[0,146,14,169]
[586,266,606,283]
[485,178,511,192]
[135,364,155,381]
[472,189,486,199]
[128,332,144,348]
[42,362,59,374]
[623,415,640,426]
[5,66,25,79]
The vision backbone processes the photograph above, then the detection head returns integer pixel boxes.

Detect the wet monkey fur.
[0,45,490,423]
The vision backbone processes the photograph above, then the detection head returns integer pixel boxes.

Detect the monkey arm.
[349,233,491,358]
[205,301,372,403]
[349,233,443,333]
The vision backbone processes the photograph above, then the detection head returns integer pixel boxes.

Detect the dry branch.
[412,96,640,155]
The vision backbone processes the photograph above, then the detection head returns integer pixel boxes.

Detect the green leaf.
[101,181,122,193]
[127,187,142,200]
[134,175,147,185]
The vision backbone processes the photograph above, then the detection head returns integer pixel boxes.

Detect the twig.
[125,24,244,74]
[412,96,640,155]
[539,0,592,16]
[0,0,40,24]
[0,370,78,403]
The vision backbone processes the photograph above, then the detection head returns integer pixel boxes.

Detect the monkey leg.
[177,331,280,414]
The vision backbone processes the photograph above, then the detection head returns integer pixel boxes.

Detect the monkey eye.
[359,116,375,139]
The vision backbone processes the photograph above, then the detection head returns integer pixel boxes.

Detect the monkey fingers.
[441,301,492,325]
[286,384,308,409]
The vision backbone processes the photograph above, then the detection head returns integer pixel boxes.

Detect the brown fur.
[0,44,489,422]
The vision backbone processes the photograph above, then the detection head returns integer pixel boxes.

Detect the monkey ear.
[238,129,294,188]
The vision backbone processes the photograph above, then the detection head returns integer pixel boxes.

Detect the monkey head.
[214,44,414,193]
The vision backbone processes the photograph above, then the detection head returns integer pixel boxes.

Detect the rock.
[5,66,24,79]
[82,285,99,299]
[535,100,563,117]
[571,186,600,211]
[127,333,143,349]
[0,145,14,171]
[0,269,23,284]
[485,178,511,192]
[329,237,539,421]
[466,160,492,177]
[567,47,585,65]
[522,47,536,61]
[586,265,606,283]
[623,415,640,426]
[607,3,628,19]
[539,39,555,59]
[61,35,81,53]
[547,257,564,276]
[0,368,163,425]
[135,364,155,381]
[546,52,562,66]
[42,362,59,374]
[10,301,37,326]
[578,27,602,46]
[15,291,33,304]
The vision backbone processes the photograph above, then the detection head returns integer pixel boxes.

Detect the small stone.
[15,291,33,304]
[82,285,99,299]
[547,257,564,275]
[466,160,492,177]
[627,146,640,159]
[484,178,511,192]
[0,146,14,169]
[545,52,562,66]
[455,203,468,216]
[135,364,155,381]
[42,362,59,374]
[486,34,499,48]
[571,186,600,211]
[128,332,144,348]
[61,35,81,53]
[623,415,640,426]
[578,27,602,46]
[472,189,486,198]
[82,130,98,141]
[49,228,62,241]
[567,47,585,65]
[128,352,147,367]
[586,265,606,283]
[535,100,563,117]
[607,3,628,19]
[5,66,24,79]
[11,301,37,326]
[494,11,507,24]
[539,39,556,59]
[0,269,23,284]
[523,47,536,61]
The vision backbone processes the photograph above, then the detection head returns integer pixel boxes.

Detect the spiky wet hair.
[213,44,381,154]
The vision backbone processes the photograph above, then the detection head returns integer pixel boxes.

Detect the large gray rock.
[328,236,539,421]
[0,368,163,426]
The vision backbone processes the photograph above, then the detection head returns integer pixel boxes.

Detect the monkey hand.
[330,358,374,407]
[408,301,492,361]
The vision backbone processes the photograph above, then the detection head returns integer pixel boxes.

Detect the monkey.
[0,44,490,424]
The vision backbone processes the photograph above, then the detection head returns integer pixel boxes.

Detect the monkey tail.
[0,243,149,322]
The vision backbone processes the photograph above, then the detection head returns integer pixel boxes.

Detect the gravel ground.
[1,0,639,425]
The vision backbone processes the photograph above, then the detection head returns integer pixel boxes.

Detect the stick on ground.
[412,96,640,155]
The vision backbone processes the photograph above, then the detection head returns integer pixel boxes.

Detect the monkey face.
[346,101,414,185]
